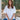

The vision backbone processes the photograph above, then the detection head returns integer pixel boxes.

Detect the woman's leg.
[12,19,16,20]
[3,18,7,20]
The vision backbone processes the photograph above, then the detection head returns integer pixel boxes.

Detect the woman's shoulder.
[13,6,15,8]
[4,5,8,9]
[5,5,8,8]
[13,6,15,7]
[5,5,8,7]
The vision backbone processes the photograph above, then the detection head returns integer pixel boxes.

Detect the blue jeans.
[3,18,16,20]
[3,18,7,20]
[12,19,16,20]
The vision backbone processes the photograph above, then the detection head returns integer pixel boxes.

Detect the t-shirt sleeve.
[13,6,16,13]
[3,5,7,13]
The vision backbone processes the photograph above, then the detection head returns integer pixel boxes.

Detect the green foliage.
[2,0,20,9]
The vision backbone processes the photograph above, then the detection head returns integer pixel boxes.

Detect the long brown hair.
[8,0,13,8]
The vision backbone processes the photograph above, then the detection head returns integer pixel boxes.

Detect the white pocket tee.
[3,5,16,19]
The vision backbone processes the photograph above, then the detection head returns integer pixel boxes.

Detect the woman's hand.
[6,13,9,20]
[11,13,15,20]
[8,17,9,20]
[11,16,13,20]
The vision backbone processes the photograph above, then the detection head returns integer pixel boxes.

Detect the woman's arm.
[3,13,9,20]
[11,13,15,20]
[11,6,16,20]
[6,13,8,18]
[5,13,9,20]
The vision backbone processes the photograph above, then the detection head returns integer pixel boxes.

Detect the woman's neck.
[9,6,11,9]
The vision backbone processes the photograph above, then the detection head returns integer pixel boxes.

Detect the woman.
[3,0,16,20]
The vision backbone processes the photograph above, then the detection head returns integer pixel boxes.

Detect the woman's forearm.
[6,14,9,20]
[3,13,9,20]
[13,13,15,17]
[6,14,9,18]
[11,13,15,19]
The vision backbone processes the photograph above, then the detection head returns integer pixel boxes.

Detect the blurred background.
[2,0,20,20]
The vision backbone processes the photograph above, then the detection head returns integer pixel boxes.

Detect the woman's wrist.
[8,17,9,20]
[11,16,13,19]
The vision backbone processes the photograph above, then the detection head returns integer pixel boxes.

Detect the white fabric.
[3,5,16,19]
[16,17,20,20]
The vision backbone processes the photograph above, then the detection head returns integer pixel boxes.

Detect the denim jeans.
[12,19,16,20]
[3,18,7,20]
[3,18,16,20]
